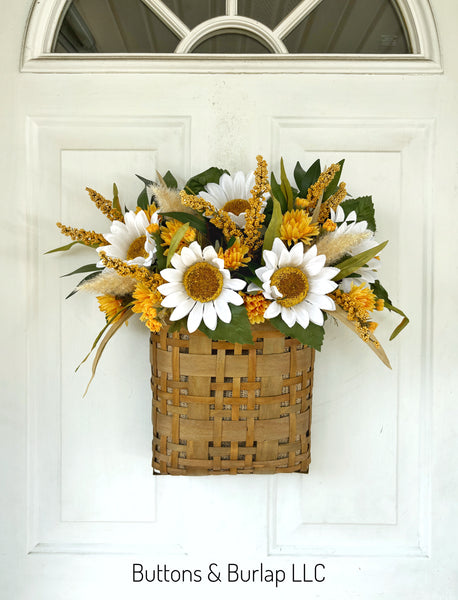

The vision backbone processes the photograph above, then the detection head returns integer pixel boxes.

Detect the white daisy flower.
[199,171,267,228]
[330,205,357,225]
[96,209,158,268]
[249,238,339,329]
[158,241,246,333]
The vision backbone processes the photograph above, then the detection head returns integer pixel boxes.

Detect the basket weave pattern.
[150,324,314,475]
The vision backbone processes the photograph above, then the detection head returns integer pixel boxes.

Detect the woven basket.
[150,323,314,475]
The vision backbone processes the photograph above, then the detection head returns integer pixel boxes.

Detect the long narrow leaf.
[61,263,101,278]
[270,172,287,212]
[45,240,87,254]
[65,271,101,299]
[262,195,282,252]
[166,222,190,266]
[112,183,122,214]
[326,305,391,368]
[385,302,410,340]
[83,309,133,397]
[333,241,388,280]
[280,158,294,211]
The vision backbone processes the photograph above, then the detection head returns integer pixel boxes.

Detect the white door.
[2,0,457,598]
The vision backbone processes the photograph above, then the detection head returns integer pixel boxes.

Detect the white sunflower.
[96,209,158,268]
[158,241,246,333]
[248,238,339,329]
[328,208,379,292]
[199,171,267,228]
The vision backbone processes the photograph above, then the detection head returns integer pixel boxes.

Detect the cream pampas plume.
[151,184,195,214]
[316,231,371,265]
[78,271,136,296]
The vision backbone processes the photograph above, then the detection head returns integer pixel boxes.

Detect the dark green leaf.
[199,304,253,345]
[370,280,409,340]
[270,317,325,351]
[136,174,155,187]
[61,263,102,278]
[137,186,149,210]
[112,183,121,214]
[270,172,287,212]
[45,240,88,254]
[294,159,321,197]
[152,232,166,271]
[262,195,282,252]
[370,280,391,304]
[333,241,388,280]
[280,158,294,211]
[340,196,376,231]
[65,271,101,299]
[184,167,229,195]
[168,318,188,334]
[163,170,178,189]
[166,222,190,266]
[160,211,207,233]
[323,158,345,201]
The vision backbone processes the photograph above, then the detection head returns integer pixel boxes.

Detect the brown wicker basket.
[150,323,314,475]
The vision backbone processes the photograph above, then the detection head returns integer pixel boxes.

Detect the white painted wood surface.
[1,1,457,598]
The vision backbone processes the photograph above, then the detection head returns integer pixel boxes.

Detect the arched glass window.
[54,0,412,55]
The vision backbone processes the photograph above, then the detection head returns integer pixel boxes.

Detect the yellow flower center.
[223,199,251,216]
[183,262,224,303]
[126,235,147,261]
[271,267,309,308]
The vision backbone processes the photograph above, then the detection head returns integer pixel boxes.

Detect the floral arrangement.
[49,156,408,385]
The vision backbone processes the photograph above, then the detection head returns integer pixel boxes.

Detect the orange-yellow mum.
[97,295,126,323]
[160,219,197,255]
[132,283,163,332]
[280,210,320,246]
[218,238,251,270]
[242,293,270,324]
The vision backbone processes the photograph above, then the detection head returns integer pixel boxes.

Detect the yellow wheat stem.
[86,187,124,222]
[56,222,107,247]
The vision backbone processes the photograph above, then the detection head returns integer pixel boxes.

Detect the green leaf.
[160,211,207,233]
[166,222,190,266]
[44,240,89,254]
[323,158,345,201]
[262,195,282,252]
[370,280,409,340]
[137,186,149,210]
[163,170,178,189]
[152,231,166,271]
[199,304,253,344]
[184,167,229,195]
[333,240,388,280]
[340,196,376,231]
[136,174,155,187]
[270,317,325,351]
[112,183,121,214]
[168,318,188,334]
[65,271,101,299]
[370,280,391,304]
[61,263,102,278]
[280,158,294,211]
[270,172,287,212]
[294,159,321,197]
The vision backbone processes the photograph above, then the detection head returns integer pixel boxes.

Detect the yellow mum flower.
[160,219,197,255]
[132,283,163,332]
[97,295,126,323]
[218,238,251,270]
[242,293,270,325]
[280,210,320,246]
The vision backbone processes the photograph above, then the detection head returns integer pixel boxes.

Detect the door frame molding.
[21,0,442,74]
